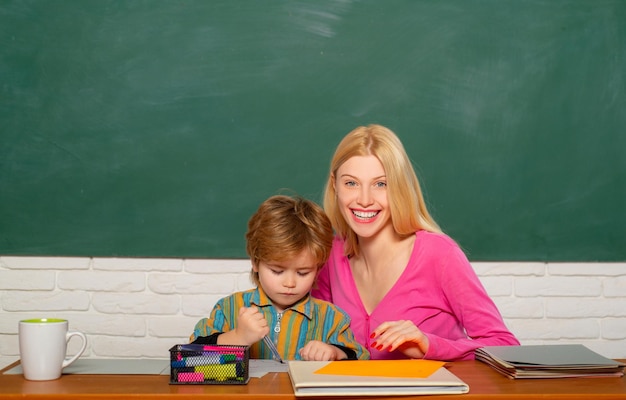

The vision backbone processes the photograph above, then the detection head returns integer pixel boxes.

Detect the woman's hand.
[299,340,347,361]
[370,320,429,359]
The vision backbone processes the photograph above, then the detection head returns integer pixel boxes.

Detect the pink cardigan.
[311,230,520,361]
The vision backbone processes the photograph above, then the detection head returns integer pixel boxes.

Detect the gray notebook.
[475,344,625,379]
[4,359,170,375]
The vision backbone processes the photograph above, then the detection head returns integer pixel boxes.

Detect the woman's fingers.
[372,320,426,352]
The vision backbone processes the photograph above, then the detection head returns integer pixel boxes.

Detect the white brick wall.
[1,256,625,366]
[473,262,626,359]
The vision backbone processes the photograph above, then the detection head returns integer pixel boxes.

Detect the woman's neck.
[349,227,416,314]
[356,226,414,273]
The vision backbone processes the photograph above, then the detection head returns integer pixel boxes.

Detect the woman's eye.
[344,180,357,187]
[374,181,387,188]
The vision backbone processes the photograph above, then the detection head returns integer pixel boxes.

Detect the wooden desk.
[1,360,625,400]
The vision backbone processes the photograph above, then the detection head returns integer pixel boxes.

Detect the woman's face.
[334,155,391,239]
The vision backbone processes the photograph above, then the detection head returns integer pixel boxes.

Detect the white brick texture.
[1,257,625,361]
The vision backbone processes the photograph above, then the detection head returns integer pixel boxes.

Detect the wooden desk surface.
[1,360,625,400]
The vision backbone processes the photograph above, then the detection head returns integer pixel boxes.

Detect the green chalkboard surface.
[1,1,625,261]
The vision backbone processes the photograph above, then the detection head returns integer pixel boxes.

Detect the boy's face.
[253,249,318,313]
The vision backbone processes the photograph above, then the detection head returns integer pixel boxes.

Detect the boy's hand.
[218,306,270,346]
[236,306,270,344]
[299,340,347,361]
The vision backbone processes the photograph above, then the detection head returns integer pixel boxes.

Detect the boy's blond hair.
[246,195,333,286]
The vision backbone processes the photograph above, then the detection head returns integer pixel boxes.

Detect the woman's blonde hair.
[323,124,442,258]
[246,195,333,286]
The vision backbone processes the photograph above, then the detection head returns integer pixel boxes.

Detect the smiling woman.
[311,124,520,362]
[334,155,393,240]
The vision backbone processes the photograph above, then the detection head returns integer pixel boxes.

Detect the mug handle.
[62,331,87,369]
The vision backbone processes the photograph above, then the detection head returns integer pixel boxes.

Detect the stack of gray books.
[475,344,625,379]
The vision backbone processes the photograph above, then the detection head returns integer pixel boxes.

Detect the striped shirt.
[190,287,369,360]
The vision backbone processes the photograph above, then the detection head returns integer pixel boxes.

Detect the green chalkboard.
[1,1,625,261]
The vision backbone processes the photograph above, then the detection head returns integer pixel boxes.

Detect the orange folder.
[314,359,446,379]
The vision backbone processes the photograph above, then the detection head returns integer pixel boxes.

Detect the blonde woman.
[312,124,519,361]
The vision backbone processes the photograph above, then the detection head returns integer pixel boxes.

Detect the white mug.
[18,318,87,381]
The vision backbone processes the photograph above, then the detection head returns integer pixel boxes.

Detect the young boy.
[190,195,368,360]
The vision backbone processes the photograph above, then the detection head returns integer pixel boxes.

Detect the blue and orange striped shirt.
[190,287,369,360]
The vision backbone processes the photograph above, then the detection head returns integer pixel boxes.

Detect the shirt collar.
[250,287,314,320]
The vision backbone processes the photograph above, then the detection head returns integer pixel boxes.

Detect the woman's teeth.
[353,210,378,219]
